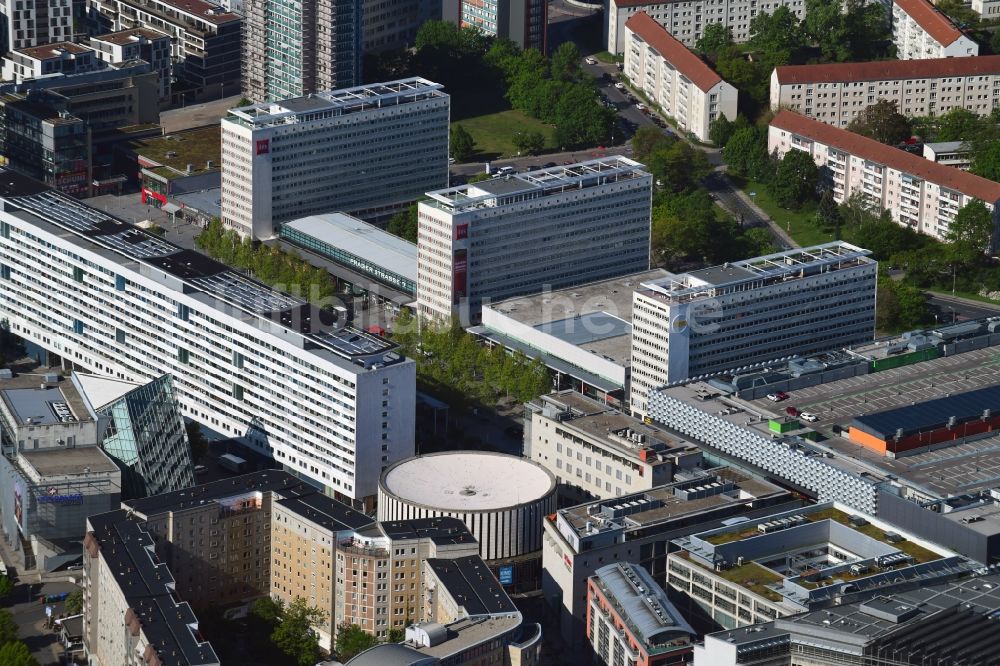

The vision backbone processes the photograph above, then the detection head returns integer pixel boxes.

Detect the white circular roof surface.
[382,452,555,511]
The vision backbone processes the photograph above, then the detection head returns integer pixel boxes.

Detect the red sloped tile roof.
[773,55,1000,85]
[770,110,1000,203]
[624,11,722,92]
[894,0,965,47]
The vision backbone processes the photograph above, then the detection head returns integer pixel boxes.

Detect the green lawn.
[593,50,623,64]
[733,178,832,247]
[453,110,557,161]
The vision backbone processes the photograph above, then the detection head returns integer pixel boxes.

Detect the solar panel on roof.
[189,273,304,313]
[852,385,1000,440]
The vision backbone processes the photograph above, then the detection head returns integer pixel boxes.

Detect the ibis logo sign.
[256,139,270,156]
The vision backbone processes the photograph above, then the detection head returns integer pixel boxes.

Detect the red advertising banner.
[256,139,270,156]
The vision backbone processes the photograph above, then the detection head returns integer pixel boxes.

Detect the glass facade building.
[94,375,196,499]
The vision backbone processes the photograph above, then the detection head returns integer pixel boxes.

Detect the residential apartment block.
[90,28,173,101]
[83,511,220,666]
[768,110,1000,245]
[526,391,704,504]
[892,0,977,60]
[542,468,795,652]
[334,518,478,640]
[417,158,652,324]
[0,172,416,505]
[587,562,695,666]
[629,243,877,416]
[2,43,99,83]
[87,0,242,99]
[221,77,449,239]
[624,12,737,143]
[769,56,1000,128]
[242,0,361,102]
[444,0,547,51]
[0,0,74,54]
[350,555,543,665]
[606,0,806,54]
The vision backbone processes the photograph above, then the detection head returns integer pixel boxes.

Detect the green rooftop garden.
[805,508,940,564]
[131,125,221,177]
[715,562,784,602]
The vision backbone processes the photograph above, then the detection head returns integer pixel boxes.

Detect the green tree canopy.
[723,127,772,180]
[0,609,19,646]
[971,139,1000,181]
[935,108,982,142]
[550,41,582,82]
[513,130,545,155]
[336,624,380,662]
[696,22,734,57]
[945,200,994,266]
[748,7,806,67]
[64,587,82,615]
[816,189,842,237]
[387,203,419,243]
[450,124,475,162]
[768,149,818,209]
[0,576,14,600]
[272,598,326,666]
[0,641,37,666]
[847,99,912,145]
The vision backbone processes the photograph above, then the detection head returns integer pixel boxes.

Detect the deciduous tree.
[945,200,994,266]
[336,624,379,662]
[769,149,818,209]
[450,124,475,162]
[847,99,912,145]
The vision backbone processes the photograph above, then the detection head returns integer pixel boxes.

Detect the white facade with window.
[630,242,878,416]
[624,11,737,142]
[0,0,74,53]
[768,110,1000,245]
[892,0,978,60]
[0,173,415,504]
[769,56,1000,128]
[417,158,652,324]
[221,77,450,239]
[607,0,806,54]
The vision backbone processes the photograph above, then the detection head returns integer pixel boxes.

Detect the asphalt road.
[926,292,1000,323]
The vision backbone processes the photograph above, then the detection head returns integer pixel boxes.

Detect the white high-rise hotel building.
[0,172,415,506]
[221,77,450,239]
[630,243,877,416]
[416,158,653,323]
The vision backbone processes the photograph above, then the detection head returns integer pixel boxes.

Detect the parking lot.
[747,347,1000,430]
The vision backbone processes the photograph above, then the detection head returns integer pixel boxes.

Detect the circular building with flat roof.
[378,452,556,590]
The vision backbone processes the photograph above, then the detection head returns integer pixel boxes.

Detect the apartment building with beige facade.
[770,56,1000,128]
[624,11,737,142]
[769,110,1000,245]
[526,391,704,503]
[334,517,478,641]
[607,0,806,53]
[892,0,977,60]
[121,471,374,650]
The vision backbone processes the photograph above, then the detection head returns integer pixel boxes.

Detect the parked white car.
[800,412,819,423]
[614,82,625,90]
